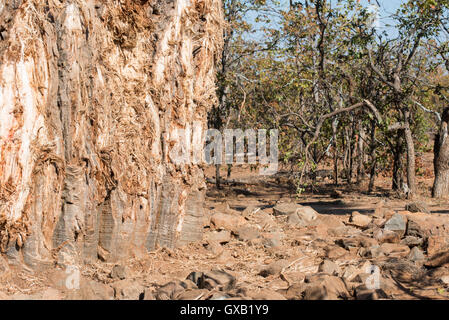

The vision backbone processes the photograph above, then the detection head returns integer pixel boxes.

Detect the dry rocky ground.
[1,165,449,300]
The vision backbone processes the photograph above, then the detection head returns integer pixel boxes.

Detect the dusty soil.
[1,156,449,300]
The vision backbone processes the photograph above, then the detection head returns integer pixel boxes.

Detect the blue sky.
[247,0,406,40]
[360,0,404,36]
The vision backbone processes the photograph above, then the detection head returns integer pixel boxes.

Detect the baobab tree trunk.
[0,0,224,269]
[433,107,449,199]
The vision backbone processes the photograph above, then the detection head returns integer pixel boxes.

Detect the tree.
[433,107,449,198]
[0,0,224,266]
[210,0,278,188]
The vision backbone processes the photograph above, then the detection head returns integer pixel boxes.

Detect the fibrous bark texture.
[0,0,223,268]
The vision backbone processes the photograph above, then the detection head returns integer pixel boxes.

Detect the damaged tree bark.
[0,0,223,268]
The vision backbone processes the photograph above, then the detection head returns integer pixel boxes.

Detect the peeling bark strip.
[0,0,224,268]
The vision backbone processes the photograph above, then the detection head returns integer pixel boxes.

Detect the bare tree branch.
[298,100,382,184]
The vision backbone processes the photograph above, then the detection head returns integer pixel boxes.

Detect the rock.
[249,289,287,300]
[287,212,307,227]
[425,251,449,268]
[141,289,155,300]
[262,231,284,249]
[382,260,425,283]
[440,275,449,285]
[296,206,319,221]
[342,266,358,282]
[205,240,224,256]
[175,289,209,300]
[317,215,345,229]
[353,273,371,284]
[303,274,349,300]
[328,226,360,237]
[373,204,387,219]
[188,270,236,291]
[335,238,359,250]
[372,217,387,228]
[210,213,246,232]
[318,259,341,276]
[380,243,410,258]
[374,229,401,244]
[406,215,431,239]
[355,285,379,300]
[427,236,449,256]
[406,202,430,214]
[283,282,307,300]
[359,236,379,248]
[401,236,423,247]
[274,203,318,221]
[336,236,376,250]
[259,259,289,277]
[303,285,328,300]
[325,245,349,259]
[112,280,145,300]
[205,230,232,244]
[110,264,127,280]
[212,202,239,215]
[156,280,197,300]
[253,211,278,231]
[367,245,385,259]
[285,207,318,227]
[408,247,425,262]
[86,281,115,300]
[202,270,236,291]
[67,278,114,300]
[273,203,297,216]
[349,212,372,228]
[234,225,260,241]
[242,205,258,217]
[215,250,234,264]
[185,273,204,287]
[384,213,407,237]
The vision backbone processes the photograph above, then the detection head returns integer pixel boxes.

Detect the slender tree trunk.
[368,159,377,194]
[368,121,377,193]
[357,119,366,184]
[343,128,348,182]
[392,133,405,191]
[215,164,222,189]
[433,107,449,198]
[403,110,416,198]
[227,164,232,179]
[348,123,356,184]
[332,119,339,186]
